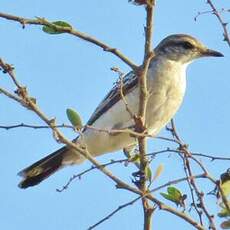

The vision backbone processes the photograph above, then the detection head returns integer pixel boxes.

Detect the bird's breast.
[146,59,187,135]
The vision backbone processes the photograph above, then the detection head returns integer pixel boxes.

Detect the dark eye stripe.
[180,41,194,49]
[162,40,194,50]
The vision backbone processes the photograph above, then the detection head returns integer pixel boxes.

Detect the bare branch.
[56,158,128,192]
[194,8,230,21]
[87,198,140,230]
[167,120,217,229]
[136,2,156,229]
[151,173,206,193]
[0,87,22,105]
[0,12,138,70]
[0,123,75,130]
[206,0,230,46]
[111,67,136,119]
[0,52,206,230]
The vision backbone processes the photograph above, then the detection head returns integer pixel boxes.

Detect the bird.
[18,34,223,189]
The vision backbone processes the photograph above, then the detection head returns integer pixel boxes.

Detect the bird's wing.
[86,71,138,126]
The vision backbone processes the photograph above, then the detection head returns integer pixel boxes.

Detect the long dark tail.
[18,146,68,189]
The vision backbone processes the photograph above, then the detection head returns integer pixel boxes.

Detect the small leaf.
[66,108,82,129]
[42,21,72,34]
[221,220,230,229]
[221,181,230,197]
[161,186,185,207]
[146,166,152,183]
[167,186,182,200]
[160,192,174,201]
[152,164,164,181]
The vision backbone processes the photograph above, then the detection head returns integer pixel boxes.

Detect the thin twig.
[111,67,136,119]
[0,12,138,69]
[0,123,75,130]
[0,57,206,229]
[150,173,206,193]
[206,0,230,46]
[1,121,229,162]
[167,120,217,229]
[87,198,140,230]
[194,8,230,21]
[56,158,129,192]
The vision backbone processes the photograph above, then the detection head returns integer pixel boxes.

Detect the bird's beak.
[202,48,224,57]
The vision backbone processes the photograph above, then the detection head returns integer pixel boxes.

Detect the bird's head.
[154,34,223,63]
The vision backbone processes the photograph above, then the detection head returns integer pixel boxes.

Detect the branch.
[56,158,128,192]
[89,172,208,230]
[87,197,141,230]
[167,120,216,229]
[111,67,136,119]
[144,0,155,56]
[0,123,75,130]
[150,173,206,193]
[136,1,156,229]
[0,57,141,195]
[0,38,207,230]
[2,121,229,162]
[206,0,230,46]
[194,8,230,21]
[0,12,138,70]
[0,86,23,105]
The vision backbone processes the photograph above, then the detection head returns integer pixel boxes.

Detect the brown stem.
[168,120,216,229]
[137,2,156,229]
[0,12,138,69]
[206,0,230,46]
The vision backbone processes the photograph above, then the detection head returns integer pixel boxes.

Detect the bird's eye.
[181,41,194,49]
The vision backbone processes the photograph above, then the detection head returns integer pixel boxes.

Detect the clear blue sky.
[0,0,230,229]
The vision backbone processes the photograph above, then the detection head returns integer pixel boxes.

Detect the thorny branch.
[87,171,207,230]
[166,118,230,229]
[2,122,230,162]
[0,56,204,230]
[194,8,230,21]
[206,0,230,46]
[0,12,138,70]
[1,2,229,229]
[87,198,142,230]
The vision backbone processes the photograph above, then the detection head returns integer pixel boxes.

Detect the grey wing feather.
[86,71,138,126]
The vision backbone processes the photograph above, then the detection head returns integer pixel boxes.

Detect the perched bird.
[18,34,223,188]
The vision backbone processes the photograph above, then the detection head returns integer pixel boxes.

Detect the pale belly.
[78,85,184,156]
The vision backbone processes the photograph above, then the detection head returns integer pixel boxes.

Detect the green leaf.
[66,108,83,129]
[221,181,230,197]
[167,186,182,200]
[146,166,152,183]
[161,186,185,207]
[221,220,230,229]
[160,192,175,201]
[42,21,72,34]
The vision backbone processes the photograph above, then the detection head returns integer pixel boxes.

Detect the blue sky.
[0,0,230,229]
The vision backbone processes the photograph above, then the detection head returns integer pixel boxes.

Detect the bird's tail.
[18,146,83,189]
